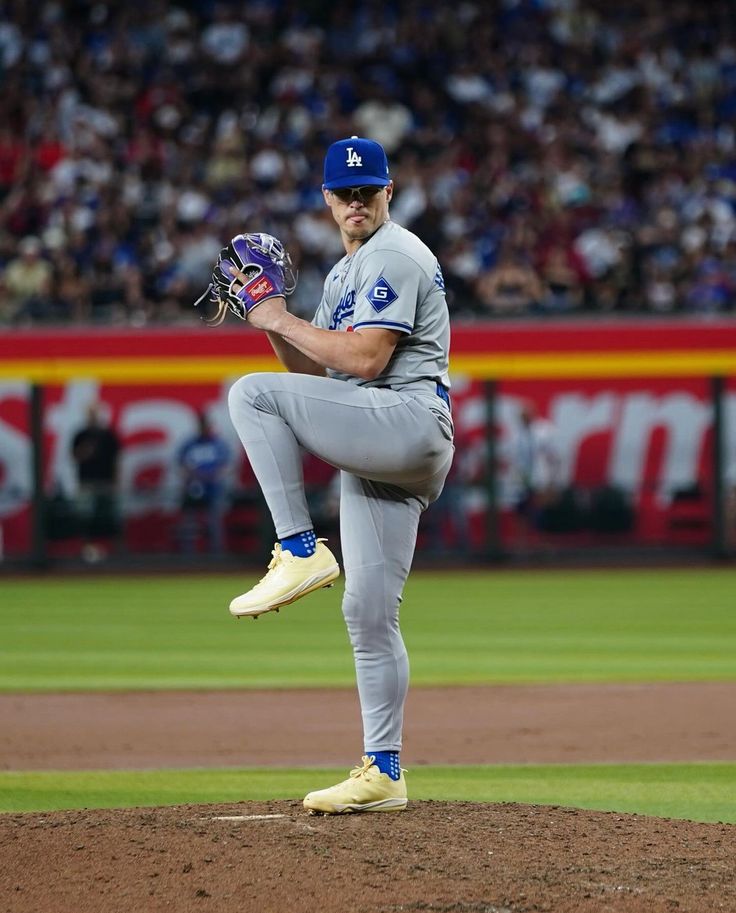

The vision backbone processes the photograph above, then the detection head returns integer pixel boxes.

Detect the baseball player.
[207,136,454,813]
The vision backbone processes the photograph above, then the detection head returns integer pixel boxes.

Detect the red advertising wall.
[1,320,735,555]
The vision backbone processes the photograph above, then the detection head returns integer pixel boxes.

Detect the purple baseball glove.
[194,233,297,326]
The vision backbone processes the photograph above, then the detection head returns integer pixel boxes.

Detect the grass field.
[1,568,735,691]
[1,567,734,820]
[1,763,734,822]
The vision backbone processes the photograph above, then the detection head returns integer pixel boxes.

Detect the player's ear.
[385,181,394,203]
[322,186,332,207]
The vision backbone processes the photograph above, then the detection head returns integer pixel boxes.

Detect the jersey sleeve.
[351,248,421,334]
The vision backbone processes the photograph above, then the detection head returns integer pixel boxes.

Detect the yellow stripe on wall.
[1,350,736,383]
[0,357,283,383]
[452,351,736,379]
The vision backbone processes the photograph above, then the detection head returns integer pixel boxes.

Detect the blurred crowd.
[1,0,735,325]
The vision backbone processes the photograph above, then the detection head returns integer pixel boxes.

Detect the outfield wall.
[1,319,735,558]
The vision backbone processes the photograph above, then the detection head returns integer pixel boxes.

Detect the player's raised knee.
[227,373,272,410]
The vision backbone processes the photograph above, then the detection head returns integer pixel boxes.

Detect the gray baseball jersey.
[312,220,451,392]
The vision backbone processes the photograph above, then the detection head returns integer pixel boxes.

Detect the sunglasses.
[330,185,386,204]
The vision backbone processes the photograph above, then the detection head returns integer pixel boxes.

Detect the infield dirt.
[1,682,734,913]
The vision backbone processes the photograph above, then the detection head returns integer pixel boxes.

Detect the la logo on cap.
[323,135,389,189]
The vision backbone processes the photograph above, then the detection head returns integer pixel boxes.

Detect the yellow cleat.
[303,756,408,815]
[229,539,339,619]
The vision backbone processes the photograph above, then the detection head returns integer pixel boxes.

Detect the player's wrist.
[244,295,286,331]
[275,308,299,340]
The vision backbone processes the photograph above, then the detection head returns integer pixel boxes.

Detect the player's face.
[323,182,393,250]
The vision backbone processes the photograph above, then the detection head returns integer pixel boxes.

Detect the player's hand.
[244,294,288,331]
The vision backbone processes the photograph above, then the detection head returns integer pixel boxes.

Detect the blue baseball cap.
[323,136,390,190]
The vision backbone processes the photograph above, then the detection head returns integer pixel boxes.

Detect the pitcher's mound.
[2,800,734,913]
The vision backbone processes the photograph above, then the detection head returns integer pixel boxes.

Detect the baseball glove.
[194,232,297,326]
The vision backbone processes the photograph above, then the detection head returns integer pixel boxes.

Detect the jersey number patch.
[366,276,398,312]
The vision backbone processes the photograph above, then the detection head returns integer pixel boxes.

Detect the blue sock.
[369,750,401,780]
[280,529,317,557]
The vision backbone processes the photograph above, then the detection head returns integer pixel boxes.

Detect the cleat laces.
[256,544,284,585]
[347,755,406,782]
[350,755,378,780]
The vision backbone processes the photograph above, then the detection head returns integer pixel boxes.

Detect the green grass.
[1,568,735,690]
[2,570,733,822]
[1,763,733,823]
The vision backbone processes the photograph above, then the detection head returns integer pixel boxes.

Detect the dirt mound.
[2,801,733,913]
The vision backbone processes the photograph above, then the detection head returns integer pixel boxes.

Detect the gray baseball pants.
[228,372,454,751]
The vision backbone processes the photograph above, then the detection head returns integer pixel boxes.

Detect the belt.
[374,380,451,410]
[436,382,451,409]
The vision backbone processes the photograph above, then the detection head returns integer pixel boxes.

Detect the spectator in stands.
[0,236,53,323]
[51,252,92,323]
[0,125,26,192]
[537,242,588,314]
[352,83,413,154]
[1,0,735,323]
[475,250,546,316]
[683,255,736,313]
